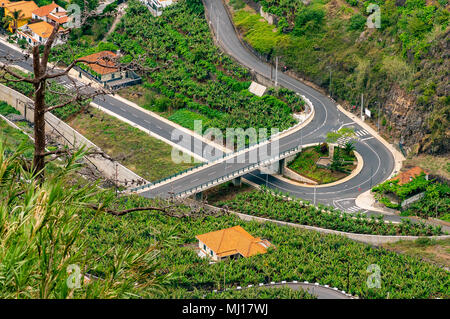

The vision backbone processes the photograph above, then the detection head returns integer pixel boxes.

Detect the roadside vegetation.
[372,173,450,222]
[229,0,449,154]
[1,126,449,299]
[51,0,306,138]
[217,188,444,236]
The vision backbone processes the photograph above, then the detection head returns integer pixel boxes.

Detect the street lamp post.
[377,101,381,133]
[275,56,278,86]
[313,185,316,205]
[329,68,332,99]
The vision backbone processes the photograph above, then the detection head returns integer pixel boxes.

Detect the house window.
[39,36,42,42]
[203,244,206,251]
[210,251,213,257]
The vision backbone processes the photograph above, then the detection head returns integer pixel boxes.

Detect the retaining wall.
[202,203,450,245]
[0,83,146,187]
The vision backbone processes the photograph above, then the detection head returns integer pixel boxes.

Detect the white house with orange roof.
[31,2,69,27]
[196,226,273,262]
[17,20,66,46]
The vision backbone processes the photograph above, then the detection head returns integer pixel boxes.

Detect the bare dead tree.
[0,3,172,183]
[0,25,112,181]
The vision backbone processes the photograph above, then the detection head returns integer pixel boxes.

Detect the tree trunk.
[32,46,46,179]
[33,81,46,178]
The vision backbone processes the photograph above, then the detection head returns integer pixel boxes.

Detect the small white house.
[17,21,66,46]
[32,2,69,27]
[140,0,175,17]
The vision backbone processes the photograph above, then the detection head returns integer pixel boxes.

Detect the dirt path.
[102,3,128,42]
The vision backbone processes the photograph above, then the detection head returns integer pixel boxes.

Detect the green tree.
[344,141,356,155]
[293,7,325,36]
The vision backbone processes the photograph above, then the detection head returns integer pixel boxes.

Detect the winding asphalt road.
[138,0,396,218]
[0,2,397,218]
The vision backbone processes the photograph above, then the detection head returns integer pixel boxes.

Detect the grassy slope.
[68,108,196,182]
[383,238,450,269]
[0,117,32,153]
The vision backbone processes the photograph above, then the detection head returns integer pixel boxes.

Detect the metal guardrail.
[174,145,301,198]
[129,95,313,194]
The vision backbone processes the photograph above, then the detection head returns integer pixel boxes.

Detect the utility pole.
[361,93,364,120]
[270,59,273,80]
[223,263,226,291]
[329,68,332,99]
[216,14,220,43]
[313,185,316,205]
[377,101,381,133]
[115,162,118,197]
[275,56,278,87]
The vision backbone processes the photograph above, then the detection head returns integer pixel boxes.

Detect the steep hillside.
[227,0,449,154]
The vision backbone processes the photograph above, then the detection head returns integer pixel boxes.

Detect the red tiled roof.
[32,2,60,17]
[79,51,118,75]
[47,13,68,24]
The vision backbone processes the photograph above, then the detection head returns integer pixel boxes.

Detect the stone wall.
[283,167,318,185]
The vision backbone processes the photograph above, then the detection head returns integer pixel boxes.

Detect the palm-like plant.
[344,141,356,155]
[3,9,25,32]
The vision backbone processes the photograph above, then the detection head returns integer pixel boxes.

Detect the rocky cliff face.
[383,85,421,150]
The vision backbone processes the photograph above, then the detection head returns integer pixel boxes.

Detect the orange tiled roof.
[390,166,428,185]
[27,21,55,38]
[5,1,38,18]
[79,51,119,75]
[0,1,12,8]
[196,226,271,258]
[32,2,59,17]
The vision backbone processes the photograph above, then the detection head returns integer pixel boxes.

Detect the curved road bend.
[141,0,396,218]
[1,5,397,220]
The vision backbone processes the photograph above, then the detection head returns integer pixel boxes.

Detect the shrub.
[293,7,325,36]
[320,142,328,155]
[348,14,367,31]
